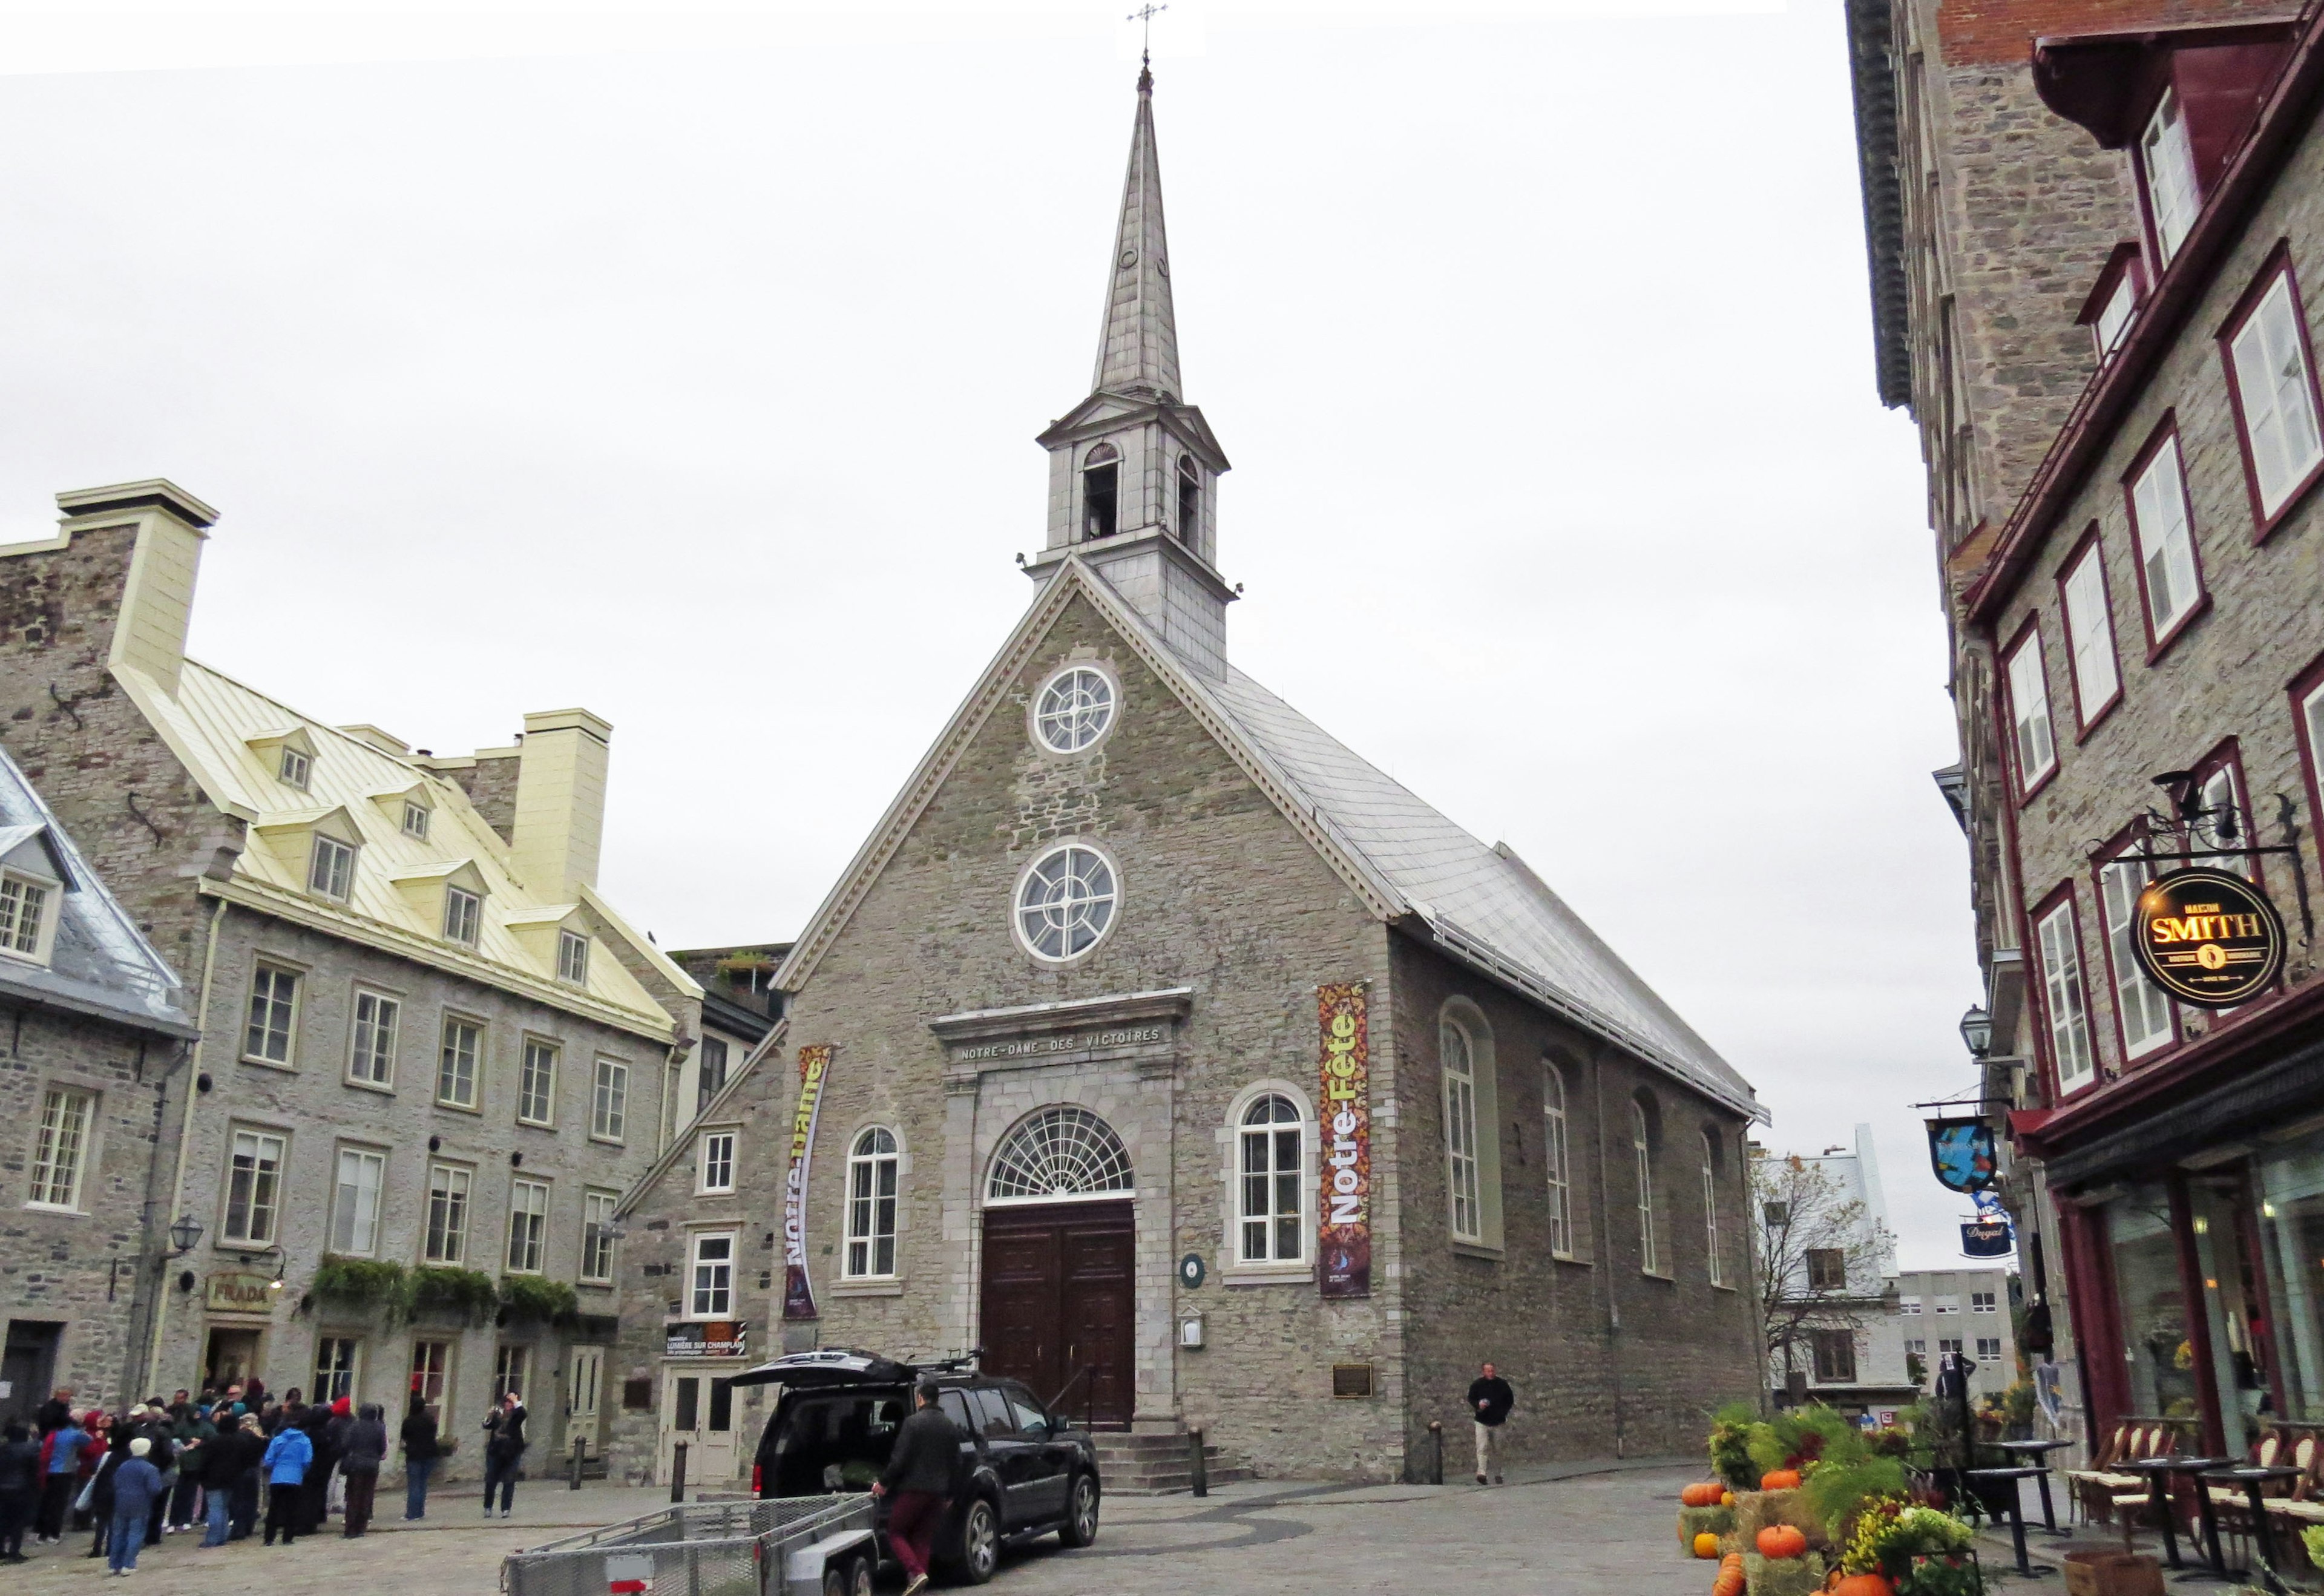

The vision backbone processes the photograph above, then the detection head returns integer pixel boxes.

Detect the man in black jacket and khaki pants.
[871,1380,963,1596]
[1468,1362,1515,1485]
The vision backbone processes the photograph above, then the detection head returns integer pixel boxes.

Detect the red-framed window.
[2185,738,2261,889]
[2001,617,2059,801]
[2055,526,2123,734]
[2219,243,2324,534]
[2137,87,2204,269]
[2288,654,2324,885]
[2090,821,2179,1066]
[2123,419,2210,657]
[2031,884,2099,1098]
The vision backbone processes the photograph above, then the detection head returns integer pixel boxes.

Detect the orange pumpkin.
[1756,1525,1810,1560]
[1832,1578,1892,1596]
[1693,1532,1721,1558]
[1761,1469,1804,1491]
[1713,1573,1746,1596]
[1681,1482,1726,1507]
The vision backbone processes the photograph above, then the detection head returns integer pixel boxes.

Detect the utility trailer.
[501,1493,878,1596]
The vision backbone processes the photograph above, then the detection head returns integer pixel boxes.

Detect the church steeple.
[1029,64,1235,677]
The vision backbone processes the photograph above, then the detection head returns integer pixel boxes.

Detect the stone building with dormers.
[0,481,700,1478]
[610,67,1763,1486]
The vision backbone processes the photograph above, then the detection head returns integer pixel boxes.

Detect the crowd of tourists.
[0,1381,530,1574]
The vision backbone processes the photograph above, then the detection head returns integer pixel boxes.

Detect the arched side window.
[1238,1094,1305,1263]
[1176,453,1200,543]
[1632,1095,1660,1276]
[1542,1060,1572,1258]
[1442,1016,1483,1243]
[1701,1128,1724,1287]
[1082,442,1120,541]
[845,1127,900,1279]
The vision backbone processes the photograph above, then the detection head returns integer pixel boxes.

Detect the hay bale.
[1733,1487,1827,1547]
[1743,1551,1828,1596]
[1678,1505,1737,1549]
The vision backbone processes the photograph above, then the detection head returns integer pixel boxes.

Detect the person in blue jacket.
[260,1424,312,1547]
[106,1437,163,1574]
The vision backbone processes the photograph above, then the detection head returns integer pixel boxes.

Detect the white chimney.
[507,708,611,898]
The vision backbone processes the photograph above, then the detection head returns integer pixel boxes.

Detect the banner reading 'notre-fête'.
[1317,983,1371,1299]
[781,1045,832,1321]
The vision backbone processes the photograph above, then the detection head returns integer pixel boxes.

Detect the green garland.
[499,1275,580,1326]
[408,1266,502,1326]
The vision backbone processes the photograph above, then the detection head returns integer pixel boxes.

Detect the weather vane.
[1128,2,1167,68]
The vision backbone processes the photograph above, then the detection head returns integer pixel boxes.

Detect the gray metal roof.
[0,745,198,1039]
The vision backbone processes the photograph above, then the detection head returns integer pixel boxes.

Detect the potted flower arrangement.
[1837,1496,1980,1596]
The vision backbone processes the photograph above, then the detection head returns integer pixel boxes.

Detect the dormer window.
[0,871,53,961]
[1082,442,1120,540]
[557,929,590,985]
[308,833,356,901]
[2093,274,2138,358]
[280,746,312,789]
[442,885,481,947]
[1176,454,1200,543]
[402,801,430,839]
[2141,88,2201,265]
[2076,243,2145,366]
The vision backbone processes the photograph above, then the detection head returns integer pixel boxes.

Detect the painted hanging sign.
[2132,866,2286,1008]
[1317,982,1371,1300]
[1926,1118,1997,1194]
[1960,1220,2013,1258]
[781,1045,832,1321]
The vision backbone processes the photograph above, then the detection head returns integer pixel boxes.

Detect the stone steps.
[1091,1432,1250,1496]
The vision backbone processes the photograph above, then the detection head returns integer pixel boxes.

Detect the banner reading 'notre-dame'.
[781,1045,832,1321]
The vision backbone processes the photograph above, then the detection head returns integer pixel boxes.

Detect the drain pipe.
[1591,1048,1625,1459]
[145,896,229,1391]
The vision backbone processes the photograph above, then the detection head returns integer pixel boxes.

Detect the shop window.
[2190,1173,2273,1451]
[2107,1183,2204,1420]
[2258,1144,2324,1420]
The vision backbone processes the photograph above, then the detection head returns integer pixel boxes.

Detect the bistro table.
[1992,1438,2076,1534]
[1965,1466,2056,1578]
[2202,1463,2308,1595]
[2113,1456,2237,1578]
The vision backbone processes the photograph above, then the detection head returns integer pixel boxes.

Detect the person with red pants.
[869,1380,963,1596]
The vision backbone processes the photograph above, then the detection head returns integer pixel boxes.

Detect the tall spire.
[1092,63,1181,400]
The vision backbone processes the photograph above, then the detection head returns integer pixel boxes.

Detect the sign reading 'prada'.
[2132,866,2286,1008]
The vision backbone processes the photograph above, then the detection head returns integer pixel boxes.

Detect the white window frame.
[1976,1336,2004,1359]
[424,1161,471,1265]
[2004,628,2057,793]
[307,833,356,901]
[243,964,301,1065]
[442,886,481,947]
[2141,88,2202,265]
[2037,896,2097,1095]
[844,1127,901,1279]
[278,745,311,789]
[1701,1129,1724,1287]
[689,1230,736,1318]
[2060,541,2120,726]
[401,800,430,839]
[330,1145,386,1256]
[581,1189,618,1284]
[437,1016,481,1109]
[493,1344,530,1404]
[2093,270,2139,360]
[2129,433,2204,641]
[1972,1290,1998,1313]
[410,1339,453,1424]
[518,1039,559,1126]
[1233,1095,1307,1266]
[556,929,590,985]
[698,1129,736,1195]
[1442,1017,1483,1244]
[506,1177,550,1274]
[347,988,399,1089]
[312,1335,361,1404]
[223,1127,286,1245]
[590,1056,629,1143]
[2227,267,2324,519]
[1029,665,1118,755]
[1543,1062,1574,1259]
[1011,841,1121,963]
[27,1084,96,1210]
[1632,1100,1661,1277]
[0,870,58,964]
[2098,852,2175,1061]
[2198,762,2254,882]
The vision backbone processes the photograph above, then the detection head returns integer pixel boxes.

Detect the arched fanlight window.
[845,1128,899,1278]
[1442,1018,1482,1243]
[1632,1097,1659,1275]
[1543,1061,1572,1257]
[1176,454,1200,543]
[1701,1128,1724,1287]
[1237,1094,1304,1263]
[986,1107,1133,1203]
[1082,442,1120,540]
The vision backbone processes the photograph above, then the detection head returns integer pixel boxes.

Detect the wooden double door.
[979,1200,1135,1428]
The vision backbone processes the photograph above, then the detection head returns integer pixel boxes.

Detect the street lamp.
[168,1214,204,1255]
[1958,1005,1993,1059]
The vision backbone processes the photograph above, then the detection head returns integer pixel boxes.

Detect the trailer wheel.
[844,1550,875,1596]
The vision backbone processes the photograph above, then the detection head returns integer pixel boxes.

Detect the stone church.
[611,66,1764,1485]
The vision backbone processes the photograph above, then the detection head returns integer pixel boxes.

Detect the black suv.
[736,1348,1102,1585]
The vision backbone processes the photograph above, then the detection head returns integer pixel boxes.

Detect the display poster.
[781,1045,832,1321]
[1317,982,1371,1299]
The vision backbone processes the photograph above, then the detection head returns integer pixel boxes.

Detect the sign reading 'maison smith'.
[2132,866,2286,1008]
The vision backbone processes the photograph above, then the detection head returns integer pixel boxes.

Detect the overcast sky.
[0,2,1984,1269]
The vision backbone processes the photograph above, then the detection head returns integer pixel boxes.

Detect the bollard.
[1428,1421,1443,1486]
[1189,1427,1207,1498]
[570,1436,585,1491]
[671,1441,689,1505]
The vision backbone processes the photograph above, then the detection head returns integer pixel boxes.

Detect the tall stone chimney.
[507,708,611,899]
[59,479,220,697]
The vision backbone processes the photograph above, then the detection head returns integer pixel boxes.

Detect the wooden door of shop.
[979,1200,1135,1428]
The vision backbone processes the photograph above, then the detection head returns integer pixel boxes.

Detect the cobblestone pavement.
[2,1461,1724,1594]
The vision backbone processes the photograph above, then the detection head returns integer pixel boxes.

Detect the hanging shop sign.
[1926,1118,1997,1194]
[2132,866,2286,1008]
[205,1272,278,1315]
[1316,982,1371,1300]
[781,1045,833,1322]
[1960,1220,2013,1258]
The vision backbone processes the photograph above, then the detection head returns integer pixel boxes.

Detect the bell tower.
[1028,62,1234,677]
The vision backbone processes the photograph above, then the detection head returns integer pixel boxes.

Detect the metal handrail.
[1047,1364,1096,1432]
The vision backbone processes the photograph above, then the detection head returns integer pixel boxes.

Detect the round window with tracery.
[1033,666,1115,754]
[1014,843,1117,961]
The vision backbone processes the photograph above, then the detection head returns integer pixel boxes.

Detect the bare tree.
[1754,1152,1895,1383]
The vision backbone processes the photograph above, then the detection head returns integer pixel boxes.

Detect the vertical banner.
[1317,982,1371,1299]
[781,1045,832,1321]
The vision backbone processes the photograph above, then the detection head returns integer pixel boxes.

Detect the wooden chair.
[2067,1419,2138,1526]
[2260,1427,2324,1573]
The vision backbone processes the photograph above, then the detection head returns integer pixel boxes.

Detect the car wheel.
[1059,1473,1100,1548]
[956,1497,1000,1585]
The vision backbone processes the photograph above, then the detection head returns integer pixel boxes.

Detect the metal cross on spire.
[1128,3,1167,70]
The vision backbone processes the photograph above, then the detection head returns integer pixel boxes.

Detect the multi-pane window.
[1811,1328,1858,1384]
[330,1147,386,1255]
[402,801,430,839]
[348,990,399,1086]
[1807,1248,1847,1291]
[2099,854,2175,1060]
[1632,1100,1659,1276]
[1900,1296,1923,1315]
[591,1058,628,1142]
[699,1131,735,1194]
[557,930,589,985]
[307,833,356,900]
[279,745,311,789]
[506,1178,550,1273]
[425,1163,471,1264]
[2037,898,2096,1094]
[2004,630,2056,791]
[2141,88,2202,264]
[1976,1336,2004,1359]
[1934,1295,1961,1315]
[2060,543,2119,723]
[1972,1290,1997,1313]
[0,873,50,958]
[845,1128,901,1278]
[1441,1019,1482,1243]
[1938,1336,1963,1356]
[438,1019,481,1108]
[2129,435,2204,638]
[691,1232,735,1317]
[410,1340,451,1422]
[696,1036,729,1116]
[28,1086,94,1209]
[2093,271,2138,360]
[1236,1096,1303,1264]
[1701,1131,1723,1287]
[225,1129,286,1244]
[2198,764,2253,879]
[494,1344,530,1404]
[244,965,300,1063]
[2228,269,2324,517]
[518,1040,558,1125]
[582,1190,618,1283]
[1543,1063,1573,1257]
[312,1336,359,1404]
[442,886,481,946]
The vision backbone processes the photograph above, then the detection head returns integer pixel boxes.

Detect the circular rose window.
[1014,843,1118,961]
[1032,666,1115,755]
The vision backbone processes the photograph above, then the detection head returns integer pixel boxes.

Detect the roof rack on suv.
[910,1349,984,1375]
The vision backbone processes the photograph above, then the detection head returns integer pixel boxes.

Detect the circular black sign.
[1178,1252,1204,1289]
[2131,866,2286,1008]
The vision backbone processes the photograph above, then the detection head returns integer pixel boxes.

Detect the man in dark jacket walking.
[1467,1362,1515,1486]
[341,1404,387,1536]
[870,1381,963,1596]
[399,1396,441,1521]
